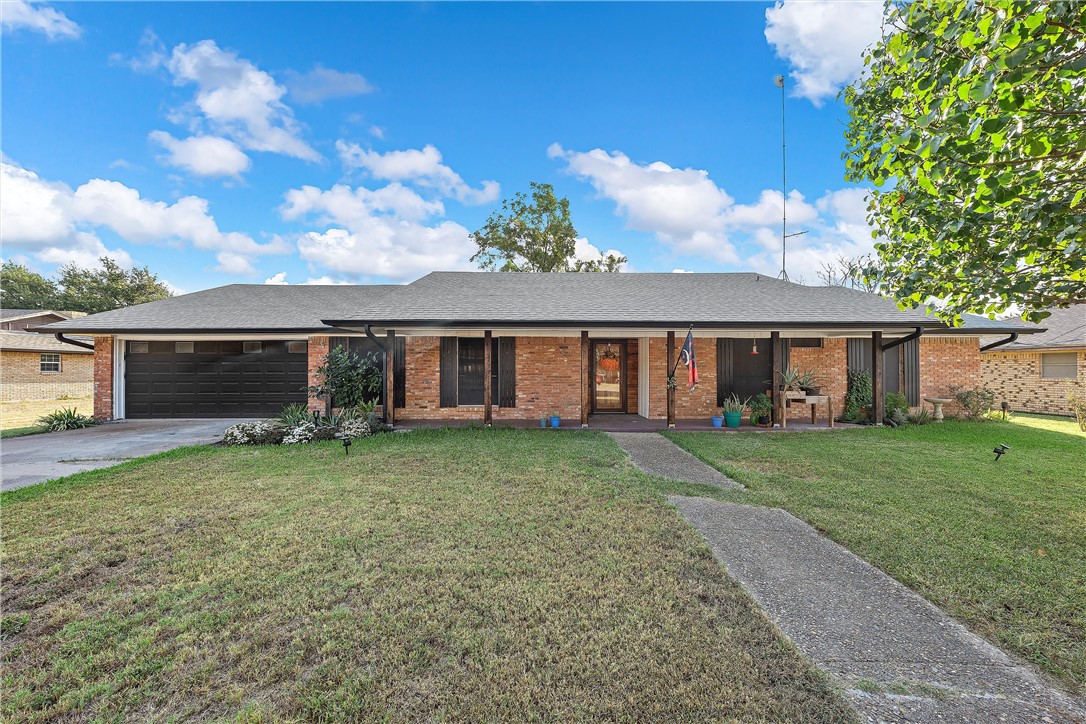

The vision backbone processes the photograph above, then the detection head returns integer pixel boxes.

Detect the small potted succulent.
[797,369,824,396]
[749,393,773,427]
[711,411,724,428]
[719,393,749,429]
[549,411,561,429]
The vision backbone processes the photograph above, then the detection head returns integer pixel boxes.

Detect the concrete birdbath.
[923,397,952,422]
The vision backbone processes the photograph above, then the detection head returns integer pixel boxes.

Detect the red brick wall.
[307,336,329,413]
[644,337,719,419]
[786,339,847,419]
[93,336,113,420]
[919,337,981,400]
[399,336,583,422]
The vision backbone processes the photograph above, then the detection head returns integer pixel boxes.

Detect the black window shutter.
[716,338,733,406]
[498,337,516,407]
[902,337,920,406]
[439,337,458,407]
[782,339,791,372]
[847,339,869,374]
[394,336,406,409]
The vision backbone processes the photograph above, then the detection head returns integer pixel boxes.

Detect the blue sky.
[2,0,887,292]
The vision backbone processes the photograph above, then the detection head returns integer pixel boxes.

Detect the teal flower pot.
[723,411,742,428]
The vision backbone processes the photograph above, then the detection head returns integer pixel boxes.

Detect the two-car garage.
[123,340,309,418]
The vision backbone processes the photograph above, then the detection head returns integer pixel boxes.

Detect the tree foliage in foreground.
[0,258,172,314]
[843,0,1086,323]
[471,182,627,272]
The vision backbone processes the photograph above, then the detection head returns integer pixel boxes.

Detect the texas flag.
[679,329,699,392]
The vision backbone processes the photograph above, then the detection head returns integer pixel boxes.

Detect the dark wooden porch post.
[666,331,676,428]
[580,331,590,428]
[871,330,884,425]
[771,332,782,426]
[483,330,493,426]
[385,329,396,426]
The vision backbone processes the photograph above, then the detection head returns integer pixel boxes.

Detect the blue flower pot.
[724,411,742,428]
[549,416,561,428]
[711,416,724,428]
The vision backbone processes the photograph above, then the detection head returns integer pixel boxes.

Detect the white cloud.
[212,251,257,276]
[1,0,80,40]
[573,237,627,270]
[764,0,885,105]
[264,271,289,285]
[0,161,285,275]
[165,40,320,161]
[549,143,739,264]
[550,143,881,283]
[369,125,385,140]
[337,141,500,205]
[35,231,133,269]
[281,181,476,282]
[284,65,373,104]
[672,268,693,273]
[263,272,356,286]
[149,131,252,177]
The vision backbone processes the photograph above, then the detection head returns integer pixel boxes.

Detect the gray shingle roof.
[34,272,1041,334]
[35,284,398,333]
[0,330,93,354]
[982,305,1086,351]
[0,309,70,321]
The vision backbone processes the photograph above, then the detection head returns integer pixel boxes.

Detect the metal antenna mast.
[775,74,806,281]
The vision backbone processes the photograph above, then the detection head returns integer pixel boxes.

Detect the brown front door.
[591,341,627,412]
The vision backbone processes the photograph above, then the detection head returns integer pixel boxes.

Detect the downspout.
[364,324,388,423]
[881,326,923,351]
[980,333,1019,352]
[55,333,95,351]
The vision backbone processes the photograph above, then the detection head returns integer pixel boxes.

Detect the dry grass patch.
[1,395,94,430]
[2,429,853,722]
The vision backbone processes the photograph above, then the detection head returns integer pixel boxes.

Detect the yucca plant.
[36,408,98,432]
[278,403,311,427]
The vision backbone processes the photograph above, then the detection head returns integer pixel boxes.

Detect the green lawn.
[0,426,46,439]
[1,429,853,722]
[664,415,1086,695]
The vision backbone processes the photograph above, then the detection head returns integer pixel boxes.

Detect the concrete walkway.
[671,497,1085,722]
[1,419,251,491]
[607,432,742,490]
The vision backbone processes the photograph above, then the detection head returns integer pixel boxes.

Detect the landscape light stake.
[993,443,1009,462]
[339,435,351,456]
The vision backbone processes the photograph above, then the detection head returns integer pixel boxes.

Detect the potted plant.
[711,412,724,428]
[549,411,561,428]
[539,416,548,428]
[766,367,806,401]
[749,393,773,427]
[719,393,749,429]
[797,369,824,396]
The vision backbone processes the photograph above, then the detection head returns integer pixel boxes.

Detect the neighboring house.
[0,325,94,402]
[981,305,1086,416]
[0,309,77,331]
[36,272,1034,425]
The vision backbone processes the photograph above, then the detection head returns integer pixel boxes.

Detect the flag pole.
[670,324,694,376]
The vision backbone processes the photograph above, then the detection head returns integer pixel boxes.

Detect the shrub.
[282,422,316,445]
[907,408,933,425]
[950,385,996,421]
[1068,387,1086,432]
[340,418,372,438]
[223,421,283,446]
[36,408,97,432]
[885,392,909,418]
[307,347,383,413]
[278,403,311,427]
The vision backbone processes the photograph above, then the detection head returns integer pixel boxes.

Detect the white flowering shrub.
[223,421,282,446]
[340,418,372,439]
[282,421,317,445]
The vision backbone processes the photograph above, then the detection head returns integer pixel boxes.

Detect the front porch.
[396,413,861,433]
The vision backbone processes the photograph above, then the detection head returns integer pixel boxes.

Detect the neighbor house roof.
[35,272,1039,335]
[0,309,72,322]
[981,305,1086,352]
[0,330,94,354]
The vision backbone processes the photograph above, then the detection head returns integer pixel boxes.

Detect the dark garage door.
[125,340,308,418]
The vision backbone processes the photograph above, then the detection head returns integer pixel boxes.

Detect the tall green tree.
[0,262,60,309]
[56,258,173,313]
[843,0,1086,323]
[471,182,627,272]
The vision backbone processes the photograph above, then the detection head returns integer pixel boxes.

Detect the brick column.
[308,336,329,414]
[93,336,114,420]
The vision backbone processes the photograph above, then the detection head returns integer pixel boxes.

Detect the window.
[287,341,307,354]
[1041,352,1077,379]
[243,341,263,354]
[457,339,486,405]
[40,353,61,373]
[128,341,149,354]
[175,341,194,353]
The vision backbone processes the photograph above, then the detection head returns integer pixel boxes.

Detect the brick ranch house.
[1,310,93,402]
[981,305,1085,416]
[34,272,1034,427]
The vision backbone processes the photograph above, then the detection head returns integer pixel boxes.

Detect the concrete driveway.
[1,419,254,491]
